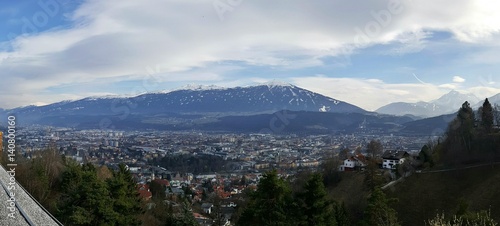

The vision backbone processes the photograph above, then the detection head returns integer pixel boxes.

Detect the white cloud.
[291,76,445,111]
[466,86,500,100]
[386,30,431,55]
[2,0,500,107]
[453,76,466,83]
[439,83,459,90]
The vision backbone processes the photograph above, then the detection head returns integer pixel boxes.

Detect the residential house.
[220,207,235,226]
[340,157,356,171]
[339,154,368,171]
[168,187,185,197]
[137,184,152,201]
[382,150,409,169]
[194,213,212,226]
[201,203,214,214]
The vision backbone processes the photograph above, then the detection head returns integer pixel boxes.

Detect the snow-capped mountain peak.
[176,84,227,91]
[431,90,480,107]
[7,83,366,123]
[157,84,227,94]
[258,80,295,88]
[377,90,482,117]
[82,94,127,101]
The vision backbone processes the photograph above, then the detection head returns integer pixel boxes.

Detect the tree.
[107,163,143,226]
[419,145,434,168]
[396,160,413,178]
[296,173,337,226]
[238,170,293,226]
[57,162,119,225]
[96,165,113,181]
[364,160,383,191]
[363,188,400,226]
[321,155,342,188]
[168,202,198,226]
[21,157,51,205]
[140,198,170,225]
[335,202,351,226]
[240,175,247,186]
[494,104,500,128]
[481,98,494,133]
[367,140,383,158]
[142,198,197,226]
[339,148,350,160]
[210,195,227,226]
[150,180,166,199]
[355,147,362,155]
[456,101,475,151]
[15,148,65,212]
[443,101,475,163]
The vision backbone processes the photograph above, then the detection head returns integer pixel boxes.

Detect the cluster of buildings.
[6,125,430,225]
[339,150,412,172]
[15,127,427,171]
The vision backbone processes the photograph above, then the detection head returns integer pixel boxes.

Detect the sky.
[1,0,500,111]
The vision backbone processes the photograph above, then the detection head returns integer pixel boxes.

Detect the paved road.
[0,165,62,226]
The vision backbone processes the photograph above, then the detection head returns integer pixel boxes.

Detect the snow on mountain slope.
[7,83,367,124]
[377,90,481,117]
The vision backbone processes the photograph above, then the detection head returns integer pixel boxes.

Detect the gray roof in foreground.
[0,165,61,226]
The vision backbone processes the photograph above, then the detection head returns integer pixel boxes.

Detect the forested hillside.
[387,99,500,225]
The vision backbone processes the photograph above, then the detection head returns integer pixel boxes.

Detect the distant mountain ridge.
[376,90,482,117]
[132,83,366,114]
[8,83,498,135]
[24,110,416,134]
[399,93,500,135]
[472,93,500,109]
[5,83,367,126]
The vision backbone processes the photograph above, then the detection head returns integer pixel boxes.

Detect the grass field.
[386,164,500,226]
[327,172,369,223]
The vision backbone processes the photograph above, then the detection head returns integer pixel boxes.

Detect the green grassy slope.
[328,172,370,223]
[386,164,500,226]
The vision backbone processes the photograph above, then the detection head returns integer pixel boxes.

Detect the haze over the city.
[1,0,500,110]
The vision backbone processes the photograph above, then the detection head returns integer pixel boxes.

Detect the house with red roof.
[137,184,152,201]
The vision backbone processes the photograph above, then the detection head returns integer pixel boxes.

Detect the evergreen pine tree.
[364,160,383,191]
[107,163,143,225]
[363,188,400,226]
[297,173,337,226]
[238,170,293,226]
[57,162,119,225]
[457,101,475,151]
[335,202,351,226]
[482,98,494,133]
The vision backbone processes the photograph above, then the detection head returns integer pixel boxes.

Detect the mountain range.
[3,83,500,135]
[1,82,364,127]
[376,90,485,117]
